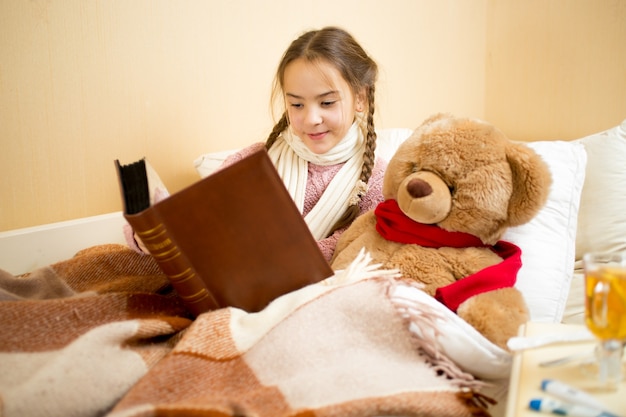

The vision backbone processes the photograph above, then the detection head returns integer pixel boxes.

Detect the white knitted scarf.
[268,122,367,240]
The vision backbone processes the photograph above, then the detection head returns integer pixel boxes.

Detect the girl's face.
[283,58,364,155]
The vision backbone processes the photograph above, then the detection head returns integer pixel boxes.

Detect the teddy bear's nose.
[407,178,433,198]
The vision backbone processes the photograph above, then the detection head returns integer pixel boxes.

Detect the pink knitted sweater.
[222,143,388,261]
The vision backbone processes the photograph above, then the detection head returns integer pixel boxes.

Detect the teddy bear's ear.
[506,143,552,227]
[419,112,454,128]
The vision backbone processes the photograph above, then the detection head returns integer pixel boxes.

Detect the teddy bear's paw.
[457,287,529,351]
[386,247,458,295]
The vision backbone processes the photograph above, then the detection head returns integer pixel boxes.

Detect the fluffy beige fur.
[331,114,552,350]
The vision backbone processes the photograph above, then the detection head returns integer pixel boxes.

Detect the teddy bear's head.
[383,114,552,245]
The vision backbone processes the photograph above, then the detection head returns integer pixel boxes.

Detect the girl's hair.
[266,26,379,237]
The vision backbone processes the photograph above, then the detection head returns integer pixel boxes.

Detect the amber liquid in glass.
[585,267,626,341]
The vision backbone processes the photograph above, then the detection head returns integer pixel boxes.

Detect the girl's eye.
[321,101,336,107]
[290,103,303,109]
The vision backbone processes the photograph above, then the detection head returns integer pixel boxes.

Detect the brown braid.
[265,113,289,150]
[327,84,377,235]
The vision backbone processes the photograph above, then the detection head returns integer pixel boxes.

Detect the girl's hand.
[134,233,149,253]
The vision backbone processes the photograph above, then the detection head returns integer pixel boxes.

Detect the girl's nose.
[305,107,323,125]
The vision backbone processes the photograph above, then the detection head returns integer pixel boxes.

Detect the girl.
[126,26,387,262]
[221,26,387,261]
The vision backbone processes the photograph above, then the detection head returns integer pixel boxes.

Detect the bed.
[1,120,624,417]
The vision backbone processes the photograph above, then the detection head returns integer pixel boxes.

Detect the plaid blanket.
[0,244,510,417]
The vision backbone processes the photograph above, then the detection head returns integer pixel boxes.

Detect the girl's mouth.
[308,131,328,140]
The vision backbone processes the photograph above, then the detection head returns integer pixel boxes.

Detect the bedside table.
[505,322,624,416]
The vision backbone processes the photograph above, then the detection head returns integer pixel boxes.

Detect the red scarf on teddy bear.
[375,199,522,312]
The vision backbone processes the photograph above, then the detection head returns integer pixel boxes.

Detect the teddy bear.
[331,114,552,350]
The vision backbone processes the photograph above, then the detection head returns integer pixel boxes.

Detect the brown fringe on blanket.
[456,390,497,417]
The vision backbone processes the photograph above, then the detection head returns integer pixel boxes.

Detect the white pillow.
[194,149,238,178]
[574,120,626,260]
[562,120,626,326]
[503,141,587,323]
[375,128,414,162]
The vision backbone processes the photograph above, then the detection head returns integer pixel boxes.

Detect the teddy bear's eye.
[410,163,419,173]
[448,185,455,194]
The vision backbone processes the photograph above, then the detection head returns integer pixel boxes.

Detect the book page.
[144,160,170,205]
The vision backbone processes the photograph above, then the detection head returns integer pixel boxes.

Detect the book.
[115,149,333,317]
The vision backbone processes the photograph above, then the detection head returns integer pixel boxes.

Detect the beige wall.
[485,0,626,141]
[1,0,624,231]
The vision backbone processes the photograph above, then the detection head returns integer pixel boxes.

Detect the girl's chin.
[305,141,334,155]
[301,134,339,154]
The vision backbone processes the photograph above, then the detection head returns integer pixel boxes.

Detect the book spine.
[124,210,219,317]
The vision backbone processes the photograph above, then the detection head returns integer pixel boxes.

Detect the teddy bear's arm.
[330,210,377,266]
[387,247,503,296]
[438,247,504,280]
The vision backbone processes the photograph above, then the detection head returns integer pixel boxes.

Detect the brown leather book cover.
[115,149,333,317]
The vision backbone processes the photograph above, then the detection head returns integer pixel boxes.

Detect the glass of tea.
[582,251,626,391]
